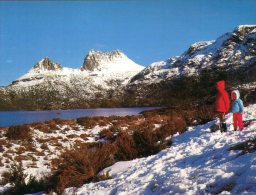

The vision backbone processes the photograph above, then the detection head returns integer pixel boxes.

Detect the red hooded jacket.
[216,80,230,113]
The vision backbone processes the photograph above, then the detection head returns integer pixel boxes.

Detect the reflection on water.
[0,107,159,127]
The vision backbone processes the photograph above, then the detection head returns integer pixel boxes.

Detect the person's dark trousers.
[218,112,227,132]
[220,123,227,132]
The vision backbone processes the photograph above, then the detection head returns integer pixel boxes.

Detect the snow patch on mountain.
[66,104,256,195]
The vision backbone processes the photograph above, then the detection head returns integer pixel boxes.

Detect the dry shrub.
[60,120,77,126]
[196,105,215,124]
[33,123,51,133]
[114,131,137,160]
[28,162,38,168]
[14,155,31,162]
[2,152,12,159]
[77,117,98,129]
[108,115,120,121]
[16,146,27,154]
[36,151,46,157]
[40,143,49,150]
[77,116,111,128]
[71,125,81,131]
[0,145,4,152]
[0,139,7,145]
[74,140,84,145]
[172,116,187,132]
[99,128,113,140]
[109,124,122,133]
[0,127,8,138]
[3,162,47,194]
[147,114,164,124]
[47,136,59,143]
[79,133,89,141]
[51,118,76,126]
[49,143,116,193]
[133,129,160,157]
[0,159,4,167]
[37,137,49,144]
[21,142,37,152]
[46,120,58,131]
[6,125,32,141]
[66,134,77,139]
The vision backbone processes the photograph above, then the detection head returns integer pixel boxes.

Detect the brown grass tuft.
[6,125,33,141]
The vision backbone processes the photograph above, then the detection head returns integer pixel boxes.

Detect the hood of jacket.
[232,90,240,100]
[216,80,226,92]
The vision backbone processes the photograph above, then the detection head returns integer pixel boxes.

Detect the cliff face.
[82,50,127,71]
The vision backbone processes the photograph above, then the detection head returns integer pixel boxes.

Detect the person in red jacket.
[216,80,230,132]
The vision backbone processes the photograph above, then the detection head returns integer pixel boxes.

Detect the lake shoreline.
[0,107,160,127]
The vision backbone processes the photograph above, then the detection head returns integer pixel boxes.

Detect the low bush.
[3,162,47,195]
[134,131,160,156]
[32,122,51,133]
[6,125,32,142]
[48,143,117,193]
[77,117,99,129]
[114,131,138,160]
[99,128,113,140]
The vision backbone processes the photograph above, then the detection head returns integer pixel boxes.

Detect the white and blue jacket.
[230,90,244,113]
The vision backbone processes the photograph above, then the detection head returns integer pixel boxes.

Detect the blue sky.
[0,0,255,86]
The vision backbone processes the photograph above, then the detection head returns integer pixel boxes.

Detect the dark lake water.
[0,107,159,127]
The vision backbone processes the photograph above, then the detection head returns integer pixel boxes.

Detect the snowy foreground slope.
[66,105,256,195]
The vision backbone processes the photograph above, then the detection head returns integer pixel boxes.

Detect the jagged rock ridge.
[33,57,62,72]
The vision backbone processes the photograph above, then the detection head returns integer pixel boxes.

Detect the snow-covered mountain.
[65,104,256,195]
[121,25,256,107]
[130,25,256,84]
[13,50,144,87]
[0,50,144,110]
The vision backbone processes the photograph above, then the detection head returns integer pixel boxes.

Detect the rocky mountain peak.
[33,57,62,71]
[234,25,256,37]
[81,50,127,71]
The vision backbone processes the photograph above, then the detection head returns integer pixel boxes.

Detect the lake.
[0,107,159,127]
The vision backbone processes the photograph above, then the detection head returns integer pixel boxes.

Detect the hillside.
[65,104,256,195]
[0,104,255,194]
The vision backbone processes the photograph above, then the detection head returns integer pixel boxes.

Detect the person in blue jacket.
[230,90,244,131]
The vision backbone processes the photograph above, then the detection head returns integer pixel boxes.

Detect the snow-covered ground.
[0,122,111,193]
[65,104,256,195]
